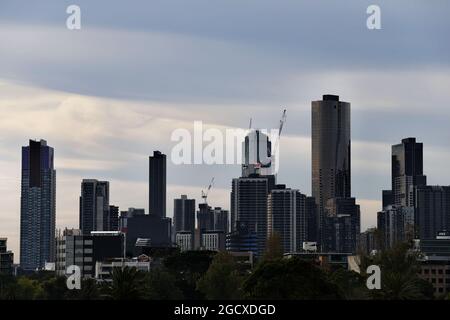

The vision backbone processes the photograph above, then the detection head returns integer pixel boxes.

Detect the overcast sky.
[1,1,450,261]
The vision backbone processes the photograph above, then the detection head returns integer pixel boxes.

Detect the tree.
[243,257,342,299]
[66,278,101,300]
[144,269,183,300]
[15,277,45,300]
[164,250,215,299]
[197,252,243,300]
[103,266,145,300]
[262,233,283,262]
[327,268,370,300]
[361,242,434,300]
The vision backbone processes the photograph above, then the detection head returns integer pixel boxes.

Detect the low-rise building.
[56,229,125,278]
[95,255,152,282]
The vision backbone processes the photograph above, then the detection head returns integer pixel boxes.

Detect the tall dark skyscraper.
[311,95,351,238]
[391,138,427,207]
[79,179,110,235]
[20,139,56,270]
[149,151,166,218]
[174,195,196,233]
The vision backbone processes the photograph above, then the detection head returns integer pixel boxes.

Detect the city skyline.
[1,1,450,261]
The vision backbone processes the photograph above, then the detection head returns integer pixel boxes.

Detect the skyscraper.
[322,197,360,253]
[415,185,450,240]
[231,174,275,256]
[149,151,166,218]
[391,138,427,207]
[109,205,119,231]
[20,139,56,270]
[267,186,308,253]
[311,95,351,242]
[377,205,414,249]
[174,195,196,233]
[79,179,110,235]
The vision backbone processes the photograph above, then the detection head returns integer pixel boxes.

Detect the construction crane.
[201,177,215,204]
[278,109,287,136]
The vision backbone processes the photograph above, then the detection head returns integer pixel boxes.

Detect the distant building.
[0,238,14,275]
[230,174,275,256]
[377,205,414,249]
[201,231,226,251]
[417,232,450,296]
[125,213,172,256]
[322,198,360,253]
[415,185,450,240]
[197,203,214,232]
[174,195,195,233]
[119,207,145,232]
[176,231,194,251]
[391,138,427,207]
[20,139,56,271]
[149,151,166,218]
[79,179,110,235]
[226,222,258,257]
[197,204,229,234]
[56,229,124,278]
[213,207,229,233]
[267,186,309,254]
[311,95,351,246]
[382,190,394,210]
[109,205,119,231]
[358,228,379,255]
[95,256,152,282]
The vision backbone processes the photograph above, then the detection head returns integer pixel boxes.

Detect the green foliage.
[197,252,243,300]
[327,268,370,300]
[243,257,343,300]
[164,250,215,299]
[103,266,145,300]
[144,269,184,300]
[362,243,434,300]
[262,233,283,262]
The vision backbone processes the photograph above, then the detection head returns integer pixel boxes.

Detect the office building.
[357,228,379,255]
[56,229,124,278]
[415,185,450,240]
[213,207,229,233]
[109,205,119,231]
[95,256,152,282]
[322,198,360,253]
[176,231,194,251]
[377,205,414,249]
[311,95,351,243]
[226,222,258,257]
[230,174,275,256]
[174,195,195,233]
[125,213,172,256]
[391,138,427,207]
[149,151,166,218]
[79,179,110,235]
[267,186,308,253]
[416,232,450,296]
[197,203,214,231]
[0,238,14,275]
[20,139,56,271]
[201,231,226,251]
